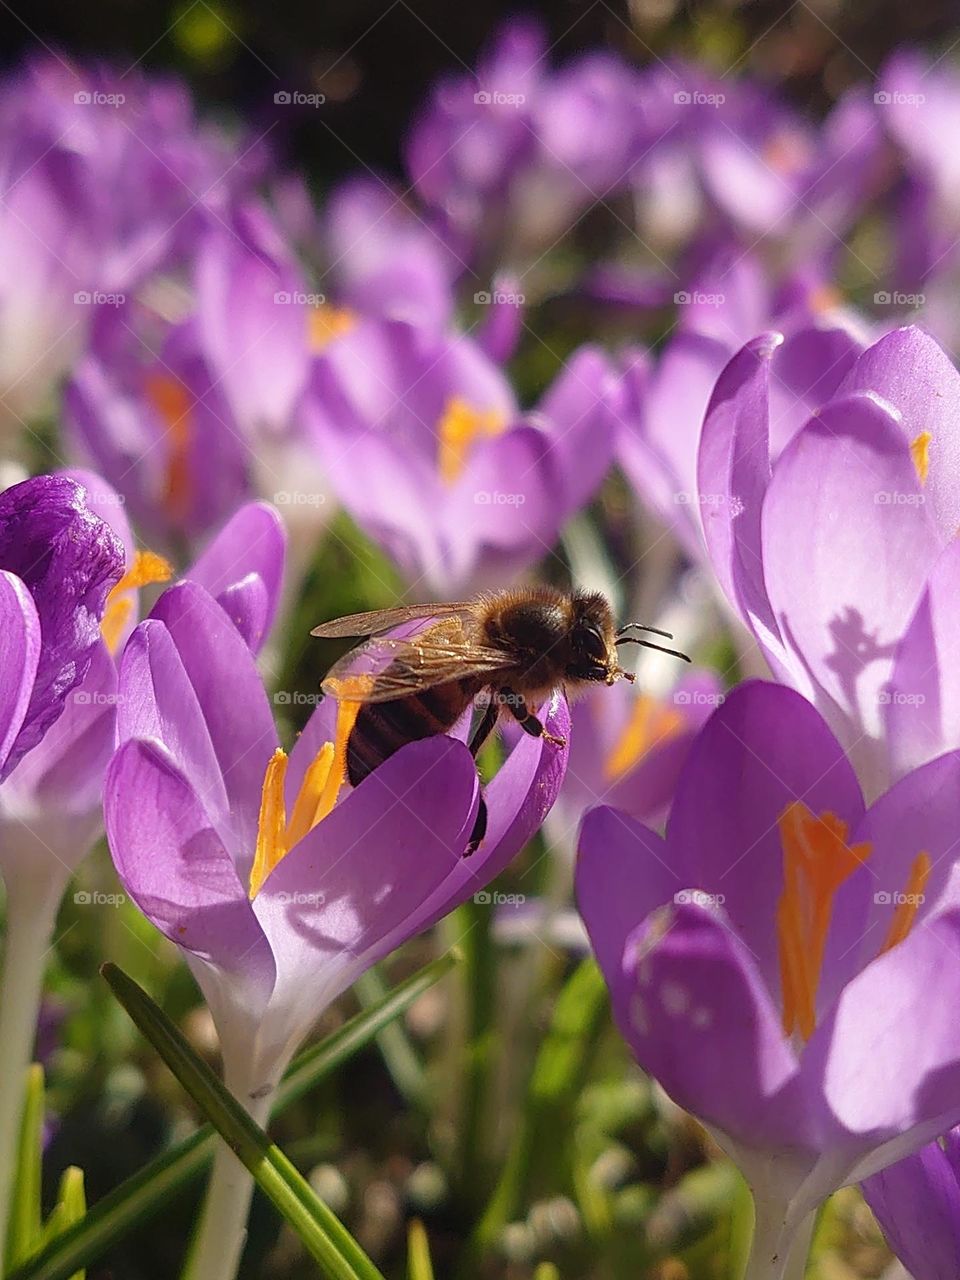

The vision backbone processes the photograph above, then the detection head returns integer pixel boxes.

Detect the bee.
[311,587,689,852]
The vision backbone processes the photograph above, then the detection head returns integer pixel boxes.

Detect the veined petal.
[0,571,40,776]
[862,1140,960,1280]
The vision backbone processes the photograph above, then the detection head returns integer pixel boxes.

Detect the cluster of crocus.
[577,680,960,1278]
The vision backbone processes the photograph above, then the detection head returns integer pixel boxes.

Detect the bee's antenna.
[615,636,691,663]
[616,622,676,640]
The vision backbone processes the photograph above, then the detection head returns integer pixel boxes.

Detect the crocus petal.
[766,324,863,461]
[835,326,960,543]
[0,570,40,776]
[612,903,809,1152]
[58,467,134,561]
[252,736,478,1057]
[666,681,864,1005]
[148,583,278,861]
[761,392,942,792]
[886,539,960,777]
[105,738,275,1001]
[862,1141,960,1280]
[532,346,617,515]
[806,892,960,1169]
[697,332,786,658]
[576,804,682,982]
[186,501,286,652]
[0,475,124,774]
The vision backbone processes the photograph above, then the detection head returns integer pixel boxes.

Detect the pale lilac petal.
[0,571,40,775]
[186,502,286,653]
[105,739,274,999]
[886,539,960,777]
[863,1141,960,1280]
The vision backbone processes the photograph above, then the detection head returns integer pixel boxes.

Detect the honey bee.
[311,587,689,852]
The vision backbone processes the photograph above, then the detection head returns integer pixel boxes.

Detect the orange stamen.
[776,803,871,1041]
[880,851,932,954]
[248,698,364,898]
[603,695,685,782]
[100,549,173,653]
[308,305,356,352]
[910,431,932,485]
[145,373,194,523]
[437,397,507,484]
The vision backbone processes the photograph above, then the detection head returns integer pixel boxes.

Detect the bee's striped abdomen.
[346,678,479,786]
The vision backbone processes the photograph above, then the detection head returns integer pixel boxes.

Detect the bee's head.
[566,591,631,686]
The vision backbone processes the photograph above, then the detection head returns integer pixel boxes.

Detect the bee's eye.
[575,623,606,661]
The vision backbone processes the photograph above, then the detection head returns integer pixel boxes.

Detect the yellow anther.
[776,803,871,1041]
[437,396,507,484]
[248,698,364,899]
[145,373,193,523]
[249,748,289,899]
[308,305,356,352]
[880,851,932,954]
[910,431,932,486]
[100,549,174,653]
[603,695,685,782]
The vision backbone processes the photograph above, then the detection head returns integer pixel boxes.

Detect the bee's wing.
[311,601,476,639]
[322,627,510,704]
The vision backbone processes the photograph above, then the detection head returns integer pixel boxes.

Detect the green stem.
[451,898,496,1201]
[185,1057,271,1280]
[0,875,62,1276]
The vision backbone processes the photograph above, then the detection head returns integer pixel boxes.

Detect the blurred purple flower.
[697,323,960,795]
[578,680,960,1278]
[308,320,619,594]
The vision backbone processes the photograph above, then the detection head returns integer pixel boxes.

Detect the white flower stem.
[743,1195,815,1280]
[0,873,63,1273]
[186,1060,273,1280]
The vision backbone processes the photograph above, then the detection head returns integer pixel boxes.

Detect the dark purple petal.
[0,571,40,776]
[863,1139,960,1280]
[0,475,124,776]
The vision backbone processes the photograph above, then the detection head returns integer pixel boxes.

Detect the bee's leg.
[468,698,499,758]
[466,791,488,856]
[499,687,566,748]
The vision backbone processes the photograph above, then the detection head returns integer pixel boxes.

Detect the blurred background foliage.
[1,1,949,1276]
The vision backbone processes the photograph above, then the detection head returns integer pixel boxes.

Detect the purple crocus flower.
[105,577,567,1278]
[697,322,960,796]
[617,245,866,559]
[308,319,619,594]
[862,1129,960,1280]
[0,472,124,1265]
[577,680,960,1280]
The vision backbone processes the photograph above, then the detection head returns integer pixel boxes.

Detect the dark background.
[3,0,958,184]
